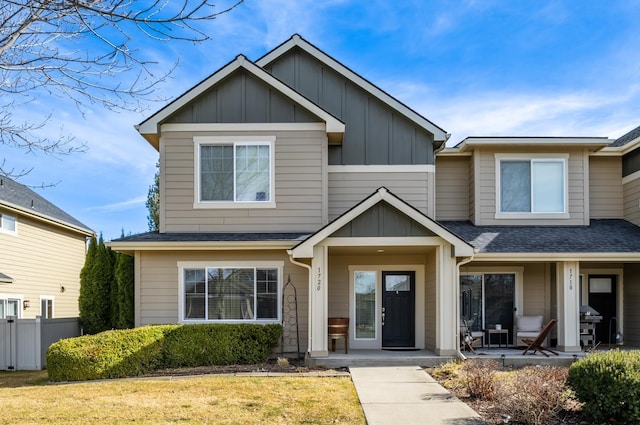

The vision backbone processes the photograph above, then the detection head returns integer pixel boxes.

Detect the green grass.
[0,371,365,424]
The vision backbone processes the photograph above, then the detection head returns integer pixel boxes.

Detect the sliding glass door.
[460,273,516,344]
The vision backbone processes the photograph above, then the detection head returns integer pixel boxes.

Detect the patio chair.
[522,319,558,357]
[460,323,484,353]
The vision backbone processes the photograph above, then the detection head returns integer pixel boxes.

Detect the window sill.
[193,201,277,209]
[179,319,280,324]
[494,212,570,220]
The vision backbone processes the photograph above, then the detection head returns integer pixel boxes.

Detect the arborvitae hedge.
[79,235,134,333]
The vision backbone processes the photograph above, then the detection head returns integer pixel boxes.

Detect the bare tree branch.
[0,0,244,179]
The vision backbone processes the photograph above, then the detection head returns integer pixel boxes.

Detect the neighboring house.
[109,34,640,359]
[0,176,93,319]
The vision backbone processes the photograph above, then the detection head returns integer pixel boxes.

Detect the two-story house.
[109,34,640,360]
[0,176,93,319]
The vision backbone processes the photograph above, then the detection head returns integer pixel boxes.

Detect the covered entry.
[288,187,474,358]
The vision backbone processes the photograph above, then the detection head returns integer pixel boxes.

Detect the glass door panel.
[354,271,376,339]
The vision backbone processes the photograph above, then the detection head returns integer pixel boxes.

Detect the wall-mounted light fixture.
[60,285,66,293]
[23,299,30,310]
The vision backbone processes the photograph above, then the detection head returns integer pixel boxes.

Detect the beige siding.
[475,148,588,225]
[162,130,326,233]
[328,171,432,221]
[590,156,623,218]
[469,155,476,223]
[521,264,548,317]
[623,177,640,226]
[136,250,309,354]
[0,209,87,319]
[435,156,470,221]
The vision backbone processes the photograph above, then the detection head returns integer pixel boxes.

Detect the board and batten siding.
[623,263,640,346]
[475,149,588,225]
[0,210,86,318]
[328,170,433,221]
[263,48,437,166]
[435,156,470,221]
[589,156,623,219]
[161,130,326,233]
[136,250,309,354]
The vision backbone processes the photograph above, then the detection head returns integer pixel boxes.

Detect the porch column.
[308,245,329,357]
[556,261,581,352]
[436,244,457,356]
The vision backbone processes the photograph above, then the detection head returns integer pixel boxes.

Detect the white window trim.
[40,295,55,318]
[0,295,23,319]
[494,153,569,219]
[0,213,17,235]
[193,136,276,209]
[177,261,283,324]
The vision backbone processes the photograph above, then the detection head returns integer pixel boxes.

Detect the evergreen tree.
[146,161,160,231]
[78,235,97,330]
[83,235,113,334]
[115,253,135,329]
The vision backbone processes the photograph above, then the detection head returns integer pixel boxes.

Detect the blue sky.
[5,0,640,241]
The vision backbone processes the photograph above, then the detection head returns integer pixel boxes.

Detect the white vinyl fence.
[0,317,81,370]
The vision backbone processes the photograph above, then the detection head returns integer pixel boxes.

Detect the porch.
[306,346,631,369]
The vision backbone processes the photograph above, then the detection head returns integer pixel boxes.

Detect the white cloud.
[84,195,147,213]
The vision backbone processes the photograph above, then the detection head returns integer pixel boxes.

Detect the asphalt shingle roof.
[112,231,312,243]
[610,125,640,147]
[0,176,92,233]
[439,219,640,253]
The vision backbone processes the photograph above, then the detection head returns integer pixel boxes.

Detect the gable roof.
[136,54,345,150]
[440,220,640,260]
[289,187,474,258]
[0,176,93,236]
[256,34,449,143]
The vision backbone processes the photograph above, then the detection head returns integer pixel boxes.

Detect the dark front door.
[382,271,415,348]
[589,275,617,344]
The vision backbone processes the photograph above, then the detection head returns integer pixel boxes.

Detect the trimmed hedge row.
[47,323,282,382]
[567,349,640,424]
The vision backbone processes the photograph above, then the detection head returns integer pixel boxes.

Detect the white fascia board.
[289,187,474,258]
[327,164,435,173]
[137,54,344,138]
[471,252,640,262]
[256,35,448,142]
[457,137,611,152]
[0,201,94,237]
[107,240,301,252]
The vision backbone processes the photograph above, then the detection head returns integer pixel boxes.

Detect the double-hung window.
[179,262,281,323]
[496,155,568,217]
[194,136,275,208]
[0,298,21,319]
[0,213,16,234]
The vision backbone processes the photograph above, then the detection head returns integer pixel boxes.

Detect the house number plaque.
[316,267,321,291]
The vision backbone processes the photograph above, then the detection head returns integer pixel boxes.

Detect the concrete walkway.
[350,365,486,425]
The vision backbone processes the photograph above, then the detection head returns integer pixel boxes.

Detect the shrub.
[47,325,176,381]
[462,359,498,399]
[496,366,570,425]
[568,349,640,424]
[47,324,282,382]
[161,324,282,368]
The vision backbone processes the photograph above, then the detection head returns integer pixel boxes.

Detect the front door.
[589,275,617,344]
[382,271,415,348]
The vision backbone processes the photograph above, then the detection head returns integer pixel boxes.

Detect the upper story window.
[194,136,275,209]
[496,154,568,218]
[0,213,16,234]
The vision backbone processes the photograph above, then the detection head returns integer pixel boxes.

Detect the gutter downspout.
[455,255,475,361]
[287,251,313,358]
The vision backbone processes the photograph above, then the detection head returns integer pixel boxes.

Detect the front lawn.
[0,371,365,424]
